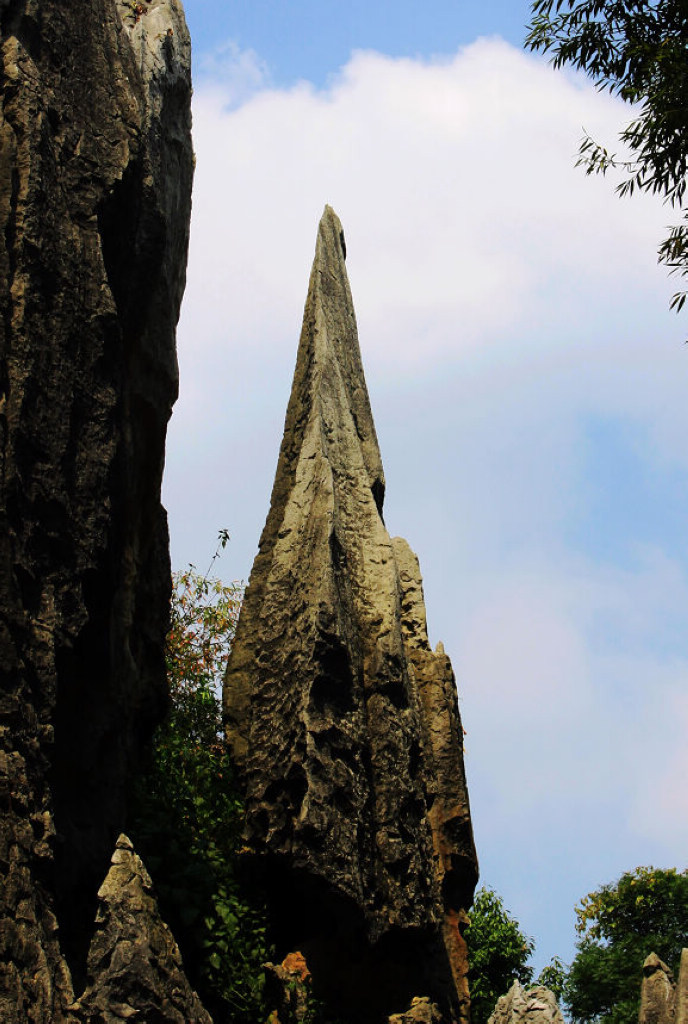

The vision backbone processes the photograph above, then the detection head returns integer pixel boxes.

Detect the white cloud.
[195,39,270,106]
[182,37,676,377]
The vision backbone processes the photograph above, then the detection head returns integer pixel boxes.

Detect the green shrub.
[129,561,274,1023]
[466,887,534,1024]
[535,956,568,1004]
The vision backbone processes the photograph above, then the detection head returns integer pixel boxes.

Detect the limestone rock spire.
[224,206,478,1024]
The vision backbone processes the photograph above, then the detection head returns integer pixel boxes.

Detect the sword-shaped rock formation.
[224,206,478,1023]
[0,2,197,1020]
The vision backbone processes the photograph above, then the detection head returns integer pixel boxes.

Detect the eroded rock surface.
[224,206,478,1023]
[0,1,193,1020]
[72,835,212,1024]
[487,982,564,1024]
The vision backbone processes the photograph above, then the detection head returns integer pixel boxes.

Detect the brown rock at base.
[488,982,564,1024]
[0,0,193,1019]
[263,951,313,1024]
[639,954,676,1024]
[71,835,212,1024]
[224,206,478,1023]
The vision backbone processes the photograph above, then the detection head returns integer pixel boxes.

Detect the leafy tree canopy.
[466,887,535,1024]
[564,866,688,1024]
[526,0,688,313]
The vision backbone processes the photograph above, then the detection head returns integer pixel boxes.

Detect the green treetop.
[565,866,688,1024]
[526,0,688,315]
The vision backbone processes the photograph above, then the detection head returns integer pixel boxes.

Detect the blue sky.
[184,0,533,85]
[164,0,688,986]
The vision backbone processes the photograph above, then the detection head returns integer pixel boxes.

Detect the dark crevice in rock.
[309,640,356,716]
[372,475,385,517]
[442,850,479,913]
[51,557,119,991]
[97,158,165,340]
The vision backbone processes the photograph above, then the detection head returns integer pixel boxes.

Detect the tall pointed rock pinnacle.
[224,206,478,1023]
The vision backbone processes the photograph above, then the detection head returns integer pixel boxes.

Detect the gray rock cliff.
[0,1,195,1020]
[224,205,478,1023]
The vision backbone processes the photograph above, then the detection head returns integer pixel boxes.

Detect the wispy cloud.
[195,39,271,107]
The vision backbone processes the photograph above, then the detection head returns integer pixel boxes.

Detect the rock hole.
[376,656,409,711]
[371,476,385,517]
[408,737,421,779]
[329,529,346,571]
[309,643,355,716]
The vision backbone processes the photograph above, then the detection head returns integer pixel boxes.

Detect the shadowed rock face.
[0,1,193,1019]
[224,206,478,1024]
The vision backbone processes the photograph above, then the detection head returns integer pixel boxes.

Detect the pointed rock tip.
[319,203,347,260]
[321,203,341,226]
[644,953,669,973]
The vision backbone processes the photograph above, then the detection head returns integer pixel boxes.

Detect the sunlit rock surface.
[487,982,564,1024]
[224,205,478,1023]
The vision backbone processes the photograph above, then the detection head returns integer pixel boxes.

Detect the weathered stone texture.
[487,982,564,1024]
[639,955,676,1024]
[72,835,212,1024]
[0,1,193,1020]
[674,950,688,1024]
[394,538,475,1010]
[224,206,478,1023]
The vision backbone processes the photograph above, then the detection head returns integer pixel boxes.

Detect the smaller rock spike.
[224,205,478,1024]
